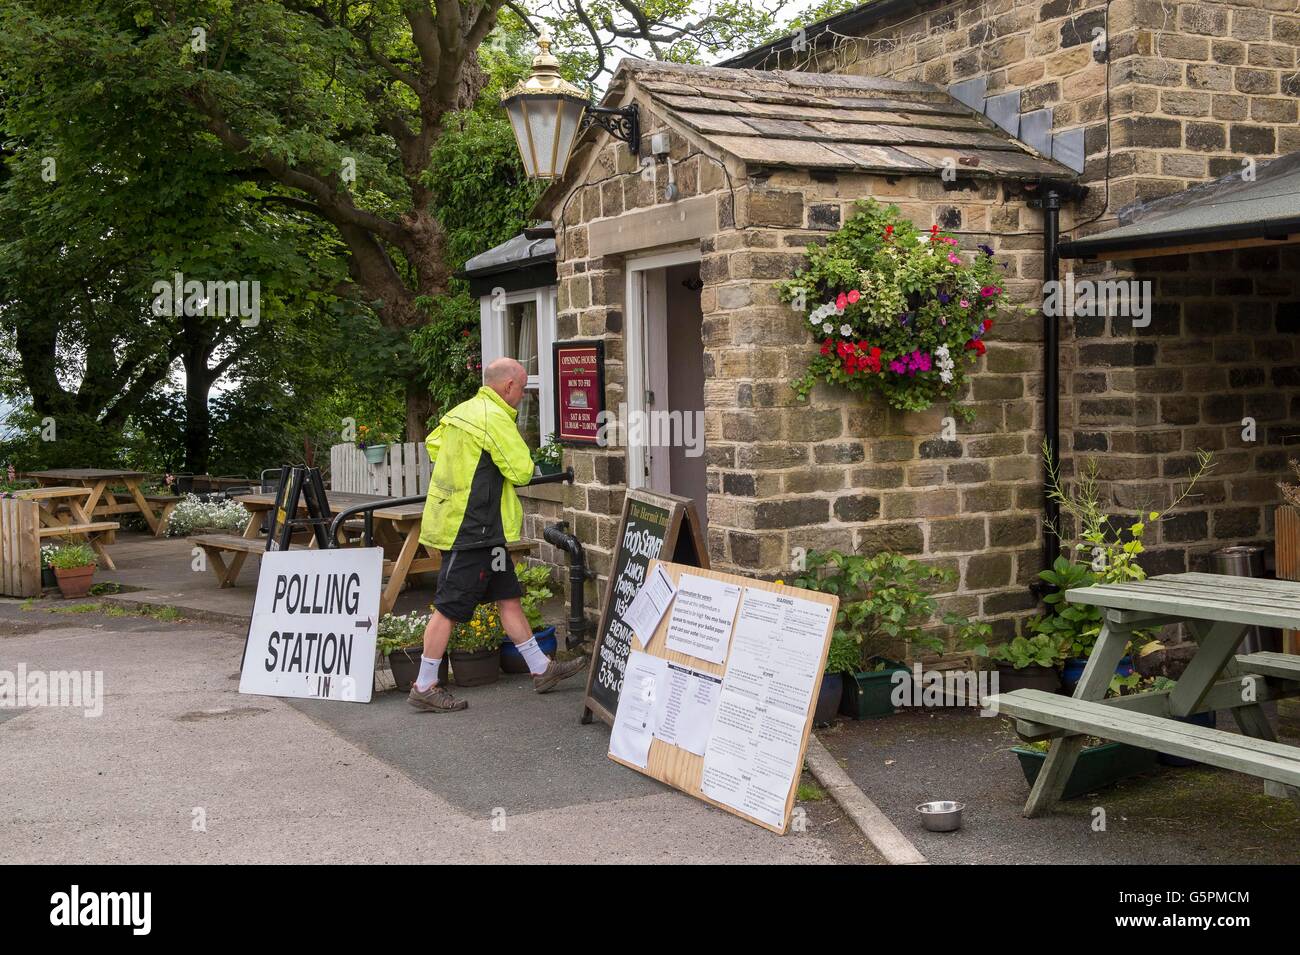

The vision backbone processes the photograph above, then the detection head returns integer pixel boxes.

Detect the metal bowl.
[916,800,964,832]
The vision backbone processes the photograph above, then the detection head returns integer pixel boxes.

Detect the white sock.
[516,637,551,676]
[414,655,443,692]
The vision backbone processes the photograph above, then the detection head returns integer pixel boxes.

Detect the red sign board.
[553,341,606,445]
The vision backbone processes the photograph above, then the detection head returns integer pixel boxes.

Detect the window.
[479,287,557,447]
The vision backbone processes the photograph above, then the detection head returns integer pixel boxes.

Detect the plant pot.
[41,566,57,589]
[995,662,1061,694]
[500,625,557,674]
[535,462,561,476]
[363,444,389,465]
[840,663,909,719]
[1061,655,1133,693]
[1158,711,1217,766]
[53,565,96,599]
[387,647,447,692]
[815,673,843,727]
[450,647,501,687]
[1014,741,1157,800]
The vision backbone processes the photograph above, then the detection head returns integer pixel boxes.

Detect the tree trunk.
[406,379,437,443]
[182,354,213,475]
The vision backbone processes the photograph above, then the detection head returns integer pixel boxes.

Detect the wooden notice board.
[606,560,838,834]
[581,489,707,726]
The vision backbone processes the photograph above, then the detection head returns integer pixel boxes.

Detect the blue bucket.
[500,625,558,674]
[1062,655,1133,692]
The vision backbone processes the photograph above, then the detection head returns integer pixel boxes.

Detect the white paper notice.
[653,662,723,756]
[623,562,677,646]
[608,650,666,769]
[699,587,834,829]
[724,588,832,715]
[664,574,742,664]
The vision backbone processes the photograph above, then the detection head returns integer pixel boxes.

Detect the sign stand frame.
[580,488,707,726]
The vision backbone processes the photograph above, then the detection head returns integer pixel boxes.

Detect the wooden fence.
[329,442,431,497]
[0,497,41,597]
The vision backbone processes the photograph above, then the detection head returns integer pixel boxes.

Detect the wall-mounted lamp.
[501,34,640,181]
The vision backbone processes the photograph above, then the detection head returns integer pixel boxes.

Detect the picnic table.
[28,469,178,539]
[988,572,1300,817]
[12,485,120,570]
[192,491,531,614]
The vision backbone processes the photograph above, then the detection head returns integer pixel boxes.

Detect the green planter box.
[1013,742,1157,800]
[840,664,909,720]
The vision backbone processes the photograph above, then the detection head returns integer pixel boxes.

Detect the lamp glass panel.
[504,100,537,178]
[554,99,584,177]
[524,98,559,178]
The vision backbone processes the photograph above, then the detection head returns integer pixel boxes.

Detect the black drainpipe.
[1037,187,1063,595]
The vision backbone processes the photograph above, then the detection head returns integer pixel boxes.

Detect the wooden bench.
[989,688,1300,789]
[190,533,266,588]
[1002,573,1300,817]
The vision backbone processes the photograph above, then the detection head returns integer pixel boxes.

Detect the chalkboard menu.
[582,489,707,725]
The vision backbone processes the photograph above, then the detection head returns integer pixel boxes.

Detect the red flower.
[965,339,987,356]
[982,319,993,332]
[845,355,859,374]
[884,225,894,241]
[819,337,832,356]
[836,292,848,310]
[929,224,940,241]
[847,289,860,304]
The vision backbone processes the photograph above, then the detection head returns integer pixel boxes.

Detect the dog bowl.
[916,800,964,832]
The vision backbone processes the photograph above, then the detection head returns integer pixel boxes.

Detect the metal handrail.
[326,466,574,548]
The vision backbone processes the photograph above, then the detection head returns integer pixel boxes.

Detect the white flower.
[809,313,822,326]
[840,324,853,337]
[822,323,833,334]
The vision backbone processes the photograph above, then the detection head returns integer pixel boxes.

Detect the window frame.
[479,285,558,442]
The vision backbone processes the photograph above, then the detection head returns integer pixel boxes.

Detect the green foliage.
[409,295,484,426]
[449,604,506,653]
[377,611,430,655]
[792,549,989,671]
[778,200,1011,419]
[990,633,1062,669]
[46,541,97,570]
[1024,555,1105,659]
[824,632,861,674]
[515,562,554,632]
[532,433,564,469]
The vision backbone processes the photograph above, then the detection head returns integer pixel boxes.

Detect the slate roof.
[463,224,555,276]
[597,59,1078,182]
[1060,151,1300,259]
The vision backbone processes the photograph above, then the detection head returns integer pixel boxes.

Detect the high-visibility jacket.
[419,386,534,551]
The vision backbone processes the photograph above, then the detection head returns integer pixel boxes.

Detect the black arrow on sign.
[354,617,372,630]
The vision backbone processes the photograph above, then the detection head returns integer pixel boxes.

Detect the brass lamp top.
[501,33,587,102]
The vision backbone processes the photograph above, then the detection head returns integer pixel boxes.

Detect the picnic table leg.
[380,522,422,615]
[123,479,166,537]
[82,480,113,543]
[1023,614,1134,818]
[63,496,116,572]
[1168,619,1248,717]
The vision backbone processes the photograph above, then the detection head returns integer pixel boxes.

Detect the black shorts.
[433,546,523,623]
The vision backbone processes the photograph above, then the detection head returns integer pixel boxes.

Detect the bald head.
[485,357,528,408]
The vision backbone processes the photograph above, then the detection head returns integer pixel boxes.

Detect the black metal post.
[1041,189,1062,582]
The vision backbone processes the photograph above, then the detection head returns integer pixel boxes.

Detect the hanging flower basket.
[779,199,1009,420]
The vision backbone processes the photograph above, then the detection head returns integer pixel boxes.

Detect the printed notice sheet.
[699,587,833,828]
[652,662,723,756]
[664,574,742,664]
[609,651,667,769]
[623,562,677,646]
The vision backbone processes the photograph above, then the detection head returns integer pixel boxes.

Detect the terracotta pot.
[53,565,95,599]
[450,647,501,687]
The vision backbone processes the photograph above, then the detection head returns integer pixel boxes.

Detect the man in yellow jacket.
[410,357,586,712]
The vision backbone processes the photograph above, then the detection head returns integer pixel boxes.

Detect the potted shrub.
[793,550,988,720]
[47,541,98,599]
[532,434,564,477]
[40,544,58,589]
[815,633,859,727]
[378,610,445,692]
[984,633,1063,694]
[356,423,395,465]
[449,604,504,686]
[501,562,558,674]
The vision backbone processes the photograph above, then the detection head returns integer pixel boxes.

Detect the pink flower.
[948,253,962,265]
[959,298,970,308]
[836,292,848,310]
[847,289,860,304]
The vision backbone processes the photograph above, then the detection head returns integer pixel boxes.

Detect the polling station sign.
[239,547,382,704]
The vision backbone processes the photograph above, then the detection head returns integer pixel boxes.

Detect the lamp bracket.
[582,104,640,155]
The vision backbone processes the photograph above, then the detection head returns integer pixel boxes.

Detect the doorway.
[625,250,707,525]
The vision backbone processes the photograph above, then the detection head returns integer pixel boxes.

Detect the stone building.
[475,0,1300,650]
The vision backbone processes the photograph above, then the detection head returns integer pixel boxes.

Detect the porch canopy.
[1059,150,1300,262]
[461,223,556,296]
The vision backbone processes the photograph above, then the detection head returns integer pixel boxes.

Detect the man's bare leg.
[498,597,587,692]
[409,609,467,711]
